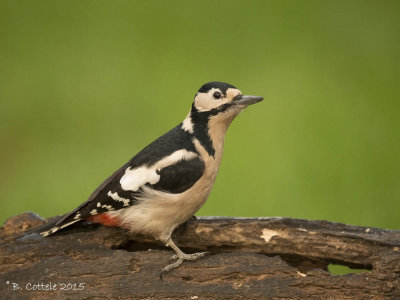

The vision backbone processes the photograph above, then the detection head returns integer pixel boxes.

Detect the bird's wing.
[54,154,205,227]
[54,161,131,226]
[150,156,205,193]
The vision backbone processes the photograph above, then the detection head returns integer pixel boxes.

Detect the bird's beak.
[233,95,264,106]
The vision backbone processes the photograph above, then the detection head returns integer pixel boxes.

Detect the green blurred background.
[1,0,399,229]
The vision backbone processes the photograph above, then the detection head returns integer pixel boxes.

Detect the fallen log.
[0,212,399,299]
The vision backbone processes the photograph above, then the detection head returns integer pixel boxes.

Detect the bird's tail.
[18,214,81,240]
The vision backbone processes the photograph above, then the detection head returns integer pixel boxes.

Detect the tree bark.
[1,212,399,299]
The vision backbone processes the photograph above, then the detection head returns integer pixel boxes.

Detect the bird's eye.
[213,91,222,99]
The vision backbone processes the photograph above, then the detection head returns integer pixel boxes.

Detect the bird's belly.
[109,178,214,241]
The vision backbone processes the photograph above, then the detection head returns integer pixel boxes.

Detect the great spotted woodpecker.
[26,82,263,274]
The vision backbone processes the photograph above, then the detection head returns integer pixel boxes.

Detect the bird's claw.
[169,251,208,261]
[160,257,185,279]
[160,251,209,279]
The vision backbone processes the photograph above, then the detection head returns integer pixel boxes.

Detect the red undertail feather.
[86,213,121,227]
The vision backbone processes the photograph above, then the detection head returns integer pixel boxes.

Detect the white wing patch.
[120,167,159,191]
[120,149,198,191]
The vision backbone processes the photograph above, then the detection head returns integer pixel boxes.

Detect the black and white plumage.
[26,82,263,274]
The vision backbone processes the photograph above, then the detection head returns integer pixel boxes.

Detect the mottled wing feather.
[87,161,131,203]
[55,156,204,227]
[55,162,130,226]
[52,125,205,230]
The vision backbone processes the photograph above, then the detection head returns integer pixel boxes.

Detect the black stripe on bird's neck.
[189,103,232,158]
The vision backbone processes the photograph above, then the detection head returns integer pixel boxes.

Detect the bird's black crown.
[197,82,237,96]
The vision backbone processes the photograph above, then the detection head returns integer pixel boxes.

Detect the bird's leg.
[160,237,208,275]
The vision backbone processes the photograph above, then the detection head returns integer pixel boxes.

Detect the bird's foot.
[169,251,208,262]
[160,251,208,278]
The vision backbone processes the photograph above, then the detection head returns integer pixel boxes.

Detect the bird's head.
[187,82,263,130]
[191,82,263,115]
[182,82,263,156]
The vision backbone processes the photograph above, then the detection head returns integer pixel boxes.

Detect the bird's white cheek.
[120,167,160,191]
[194,92,226,112]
